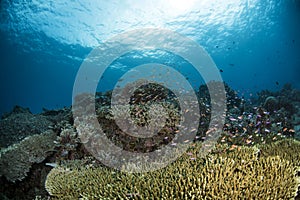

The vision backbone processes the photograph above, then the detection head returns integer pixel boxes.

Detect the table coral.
[0,130,56,182]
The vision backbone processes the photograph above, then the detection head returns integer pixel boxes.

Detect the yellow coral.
[259,138,300,167]
[45,139,299,199]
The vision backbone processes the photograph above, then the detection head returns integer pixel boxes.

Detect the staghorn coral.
[0,130,56,182]
[45,140,299,199]
[259,138,300,167]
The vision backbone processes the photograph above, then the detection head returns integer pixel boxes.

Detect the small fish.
[220,69,223,73]
[229,145,237,151]
[206,129,213,134]
[256,121,261,126]
[275,81,279,85]
[229,117,237,121]
[264,129,270,133]
[45,163,57,168]
[229,63,235,66]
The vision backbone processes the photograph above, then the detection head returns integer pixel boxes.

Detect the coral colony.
[1,82,300,199]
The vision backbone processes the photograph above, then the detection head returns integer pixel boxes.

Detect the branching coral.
[259,138,300,167]
[45,139,299,199]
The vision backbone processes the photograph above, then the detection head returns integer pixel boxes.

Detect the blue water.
[0,0,299,115]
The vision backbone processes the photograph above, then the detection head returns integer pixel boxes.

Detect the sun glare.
[167,0,196,14]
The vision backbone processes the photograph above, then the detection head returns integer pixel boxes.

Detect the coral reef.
[1,82,300,199]
[220,83,299,146]
[41,107,72,125]
[263,96,279,113]
[102,101,181,152]
[0,130,56,182]
[259,138,300,167]
[52,121,88,162]
[72,88,182,153]
[0,106,54,148]
[45,140,299,199]
[257,83,300,117]
[0,162,53,200]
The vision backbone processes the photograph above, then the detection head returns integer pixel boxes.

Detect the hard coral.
[259,138,300,167]
[0,106,54,148]
[45,139,299,199]
[0,130,56,182]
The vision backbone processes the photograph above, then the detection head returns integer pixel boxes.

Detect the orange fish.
[246,139,252,144]
[229,145,237,151]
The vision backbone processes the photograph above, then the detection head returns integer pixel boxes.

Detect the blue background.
[0,0,299,115]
